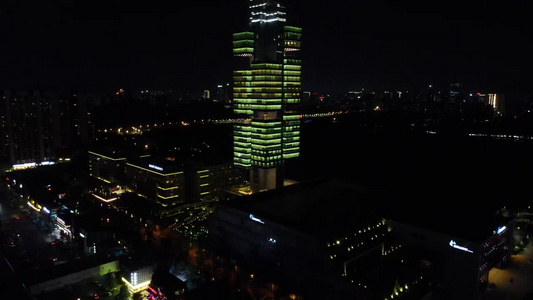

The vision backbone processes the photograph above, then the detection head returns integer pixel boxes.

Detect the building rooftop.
[112,192,162,218]
[20,253,118,286]
[150,270,186,291]
[88,147,126,160]
[219,178,513,244]
[126,156,184,175]
[219,178,383,240]
[374,184,514,243]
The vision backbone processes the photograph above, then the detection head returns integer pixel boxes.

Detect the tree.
[6,188,20,207]
[118,285,130,300]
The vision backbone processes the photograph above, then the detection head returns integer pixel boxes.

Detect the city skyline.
[2,1,533,299]
[1,1,531,93]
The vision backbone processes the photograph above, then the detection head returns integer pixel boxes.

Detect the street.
[1,189,59,273]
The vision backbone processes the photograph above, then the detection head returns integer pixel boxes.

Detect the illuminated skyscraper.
[233,0,302,193]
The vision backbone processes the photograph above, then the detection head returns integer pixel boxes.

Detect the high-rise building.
[0,90,90,167]
[0,90,55,165]
[203,89,210,100]
[232,0,302,193]
[213,83,230,103]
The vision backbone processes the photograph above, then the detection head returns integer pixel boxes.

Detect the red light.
[299,115,302,119]
[319,96,324,99]
[51,242,55,245]
[5,177,9,181]
[476,93,481,95]
[115,92,119,95]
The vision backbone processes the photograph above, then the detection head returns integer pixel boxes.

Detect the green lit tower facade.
[233,0,302,193]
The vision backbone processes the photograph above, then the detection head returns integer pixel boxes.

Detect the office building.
[0,90,90,167]
[122,265,154,294]
[89,147,245,209]
[88,149,128,203]
[203,89,210,100]
[185,161,244,202]
[386,204,514,299]
[232,0,302,192]
[209,178,517,299]
[0,90,55,165]
[213,83,230,103]
[126,156,186,208]
[208,179,388,299]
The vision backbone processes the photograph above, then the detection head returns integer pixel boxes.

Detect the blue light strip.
[449,240,473,253]
[249,214,265,224]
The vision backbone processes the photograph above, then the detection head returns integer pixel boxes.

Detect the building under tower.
[232,0,302,193]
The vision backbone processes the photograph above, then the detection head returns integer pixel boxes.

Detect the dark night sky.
[1,0,531,94]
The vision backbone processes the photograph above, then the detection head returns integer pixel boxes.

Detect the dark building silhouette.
[1,90,90,167]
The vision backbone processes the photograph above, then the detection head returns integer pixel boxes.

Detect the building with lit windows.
[88,148,245,211]
[25,254,119,297]
[0,90,56,165]
[208,178,517,299]
[122,265,154,294]
[126,156,186,207]
[232,0,302,193]
[203,89,210,100]
[1,90,90,167]
[185,160,246,202]
[386,206,515,299]
[88,149,128,203]
[208,179,388,299]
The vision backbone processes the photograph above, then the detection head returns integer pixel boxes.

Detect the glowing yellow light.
[91,193,118,203]
[127,163,183,176]
[88,151,125,161]
[157,185,179,190]
[121,277,150,293]
[157,194,179,199]
[27,201,40,212]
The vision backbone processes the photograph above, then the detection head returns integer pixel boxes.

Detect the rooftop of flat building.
[20,253,118,286]
[126,156,184,175]
[375,182,514,243]
[217,177,513,243]
[88,147,127,160]
[218,178,383,240]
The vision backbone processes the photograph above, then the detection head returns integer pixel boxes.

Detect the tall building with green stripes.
[233,0,302,193]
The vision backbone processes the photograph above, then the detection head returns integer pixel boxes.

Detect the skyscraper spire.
[249,0,287,25]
